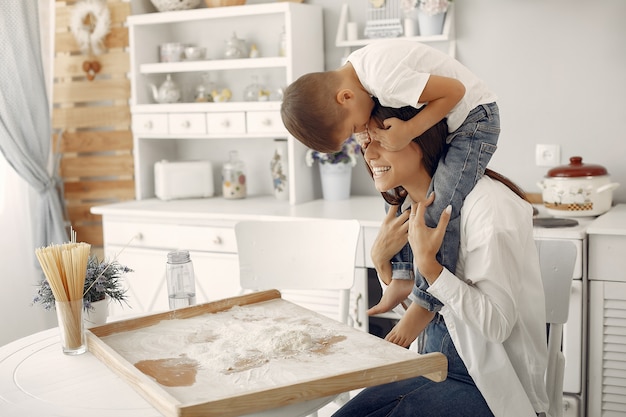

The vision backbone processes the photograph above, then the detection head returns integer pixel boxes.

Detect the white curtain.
[0,0,67,249]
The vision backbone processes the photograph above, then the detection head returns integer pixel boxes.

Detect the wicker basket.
[204,0,246,7]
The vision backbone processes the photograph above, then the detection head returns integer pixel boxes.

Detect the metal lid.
[167,250,191,264]
[547,156,608,178]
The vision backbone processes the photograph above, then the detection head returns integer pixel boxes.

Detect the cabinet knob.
[221,119,230,128]
[181,120,191,129]
[135,232,144,241]
[262,118,272,126]
[144,121,153,130]
[213,236,223,245]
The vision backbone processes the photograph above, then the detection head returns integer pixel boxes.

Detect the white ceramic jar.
[537,156,620,217]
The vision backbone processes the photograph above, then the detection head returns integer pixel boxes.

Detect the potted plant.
[33,255,132,318]
[305,136,360,201]
[402,0,450,36]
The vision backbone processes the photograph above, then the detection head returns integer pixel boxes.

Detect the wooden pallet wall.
[52,0,133,248]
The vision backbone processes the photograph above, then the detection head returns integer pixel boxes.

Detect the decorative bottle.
[279,26,287,57]
[222,150,247,199]
[166,250,196,309]
[270,138,289,201]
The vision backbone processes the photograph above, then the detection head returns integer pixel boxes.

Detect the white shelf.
[132,101,281,114]
[128,1,324,204]
[128,2,306,24]
[335,3,456,58]
[140,57,288,74]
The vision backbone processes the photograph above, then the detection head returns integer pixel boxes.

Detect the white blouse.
[427,176,550,417]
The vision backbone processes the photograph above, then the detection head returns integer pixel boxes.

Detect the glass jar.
[194,72,215,102]
[166,250,196,309]
[243,75,269,102]
[222,150,247,199]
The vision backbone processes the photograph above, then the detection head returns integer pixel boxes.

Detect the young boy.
[281,39,500,334]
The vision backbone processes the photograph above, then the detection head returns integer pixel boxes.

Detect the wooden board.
[87,290,447,417]
[52,0,134,249]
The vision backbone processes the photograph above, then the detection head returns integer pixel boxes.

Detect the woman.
[332,104,550,417]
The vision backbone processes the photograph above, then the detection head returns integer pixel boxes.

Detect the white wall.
[270,0,626,202]
[3,0,625,346]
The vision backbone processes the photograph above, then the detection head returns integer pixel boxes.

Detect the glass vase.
[56,298,87,355]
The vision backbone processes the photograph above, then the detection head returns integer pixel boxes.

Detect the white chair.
[536,239,578,417]
[235,218,362,417]
[235,218,361,325]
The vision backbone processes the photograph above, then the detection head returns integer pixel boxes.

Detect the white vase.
[84,298,108,328]
[270,138,289,201]
[403,17,419,37]
[418,11,445,36]
[319,163,352,201]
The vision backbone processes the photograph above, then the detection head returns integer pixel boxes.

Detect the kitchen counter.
[586,204,626,235]
[91,195,386,228]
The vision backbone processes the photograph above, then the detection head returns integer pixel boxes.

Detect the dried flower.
[418,0,450,16]
[401,0,419,15]
[305,136,360,167]
[33,255,132,312]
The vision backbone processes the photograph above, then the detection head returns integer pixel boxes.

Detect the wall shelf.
[335,3,456,58]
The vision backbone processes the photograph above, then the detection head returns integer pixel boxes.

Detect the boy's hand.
[370,118,413,151]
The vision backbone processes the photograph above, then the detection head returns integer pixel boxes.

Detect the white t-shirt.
[427,176,550,416]
[347,40,497,132]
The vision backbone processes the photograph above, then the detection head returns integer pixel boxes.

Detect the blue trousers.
[332,316,494,417]
[389,103,500,306]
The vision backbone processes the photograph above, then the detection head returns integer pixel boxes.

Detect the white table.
[0,327,335,417]
[0,327,165,416]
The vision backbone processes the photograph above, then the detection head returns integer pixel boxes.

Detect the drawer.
[168,113,206,135]
[246,111,286,134]
[102,221,237,254]
[132,114,168,135]
[589,234,626,282]
[206,112,246,135]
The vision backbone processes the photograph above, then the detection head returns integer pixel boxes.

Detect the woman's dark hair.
[364,99,528,205]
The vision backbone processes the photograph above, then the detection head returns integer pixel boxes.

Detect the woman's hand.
[408,193,450,283]
[370,205,409,282]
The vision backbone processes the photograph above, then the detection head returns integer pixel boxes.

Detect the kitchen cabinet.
[587,205,626,417]
[91,196,388,330]
[127,2,323,204]
[101,217,241,317]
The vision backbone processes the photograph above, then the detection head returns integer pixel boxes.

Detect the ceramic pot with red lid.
[537,156,620,217]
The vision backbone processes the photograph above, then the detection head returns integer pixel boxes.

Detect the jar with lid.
[243,74,269,102]
[166,250,196,309]
[222,150,247,199]
[194,72,216,102]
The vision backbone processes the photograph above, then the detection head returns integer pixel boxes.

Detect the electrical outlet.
[535,144,560,167]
